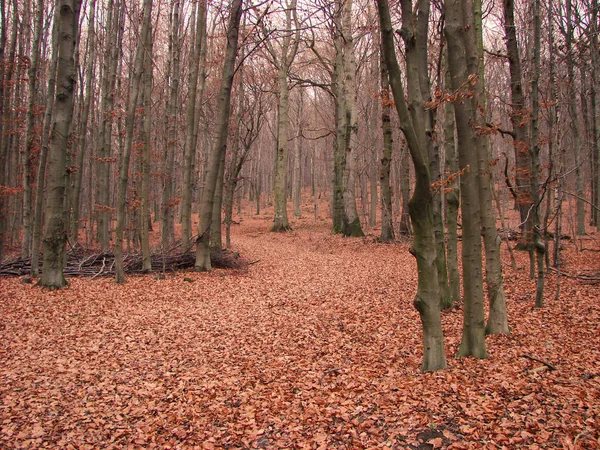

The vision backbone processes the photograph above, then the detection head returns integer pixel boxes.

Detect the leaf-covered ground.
[1,215,599,449]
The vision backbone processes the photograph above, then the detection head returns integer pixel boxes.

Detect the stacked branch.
[0,248,247,278]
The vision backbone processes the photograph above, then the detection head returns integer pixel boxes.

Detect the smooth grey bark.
[398,144,411,235]
[162,0,181,251]
[379,49,394,242]
[0,0,18,260]
[114,0,152,283]
[195,0,242,271]
[181,0,207,250]
[293,89,304,217]
[530,0,545,307]
[70,0,95,244]
[21,0,44,258]
[39,0,81,288]
[140,22,153,273]
[565,0,586,235]
[444,65,460,304]
[445,0,487,358]
[340,0,363,237]
[96,0,121,252]
[31,13,58,277]
[264,0,299,233]
[467,0,509,333]
[378,0,446,371]
[592,0,600,231]
[503,0,534,256]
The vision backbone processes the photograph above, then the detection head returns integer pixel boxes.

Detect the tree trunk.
[195,0,242,271]
[530,0,545,307]
[446,0,487,358]
[21,0,44,258]
[140,22,153,273]
[379,48,394,242]
[162,0,181,252]
[293,89,303,217]
[503,0,534,260]
[444,64,460,304]
[181,0,207,250]
[268,0,299,233]
[399,144,411,235]
[468,0,510,333]
[114,0,152,283]
[566,0,586,235]
[70,0,96,244]
[39,0,82,288]
[378,0,446,371]
[0,0,6,262]
[96,0,122,252]
[31,13,59,277]
[340,0,363,237]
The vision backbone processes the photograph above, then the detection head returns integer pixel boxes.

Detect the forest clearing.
[1,211,599,449]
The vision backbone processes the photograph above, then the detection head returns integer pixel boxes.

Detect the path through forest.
[1,216,599,448]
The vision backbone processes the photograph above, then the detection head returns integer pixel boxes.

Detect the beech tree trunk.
[195,0,242,271]
[162,0,181,251]
[96,0,122,252]
[468,0,510,333]
[39,0,82,288]
[31,14,58,277]
[265,0,299,233]
[378,0,446,371]
[444,64,460,304]
[379,49,394,242]
[21,0,44,258]
[181,0,207,250]
[340,0,363,237]
[114,0,152,283]
[70,0,96,244]
[445,0,487,358]
[140,23,153,273]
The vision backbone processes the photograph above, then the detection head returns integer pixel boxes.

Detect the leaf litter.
[0,216,599,449]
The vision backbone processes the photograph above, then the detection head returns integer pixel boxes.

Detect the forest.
[0,0,599,448]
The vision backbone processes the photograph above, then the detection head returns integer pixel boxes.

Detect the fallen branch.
[91,257,106,280]
[520,354,556,371]
[318,367,342,385]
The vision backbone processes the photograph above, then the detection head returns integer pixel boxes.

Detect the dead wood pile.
[0,248,246,278]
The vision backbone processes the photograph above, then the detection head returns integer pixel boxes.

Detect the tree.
[378,0,447,371]
[379,48,394,242]
[195,0,243,271]
[162,0,181,252]
[96,0,122,252]
[261,0,300,232]
[114,0,152,283]
[38,0,82,288]
[21,0,44,258]
[70,0,96,245]
[445,0,487,358]
[181,0,207,251]
[339,0,363,237]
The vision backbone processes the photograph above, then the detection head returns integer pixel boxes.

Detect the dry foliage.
[1,216,599,449]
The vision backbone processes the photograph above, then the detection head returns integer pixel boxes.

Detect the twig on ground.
[520,354,556,371]
[318,367,342,385]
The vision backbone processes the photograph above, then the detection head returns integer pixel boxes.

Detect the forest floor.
[1,211,599,449]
